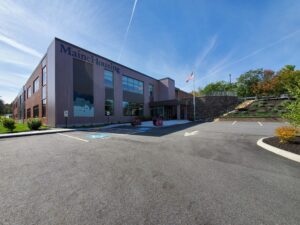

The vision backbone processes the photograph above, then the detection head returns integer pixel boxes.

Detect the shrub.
[0,116,4,125]
[27,118,42,130]
[275,126,298,143]
[3,118,16,132]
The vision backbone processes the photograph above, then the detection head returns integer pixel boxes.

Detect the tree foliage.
[0,99,12,115]
[197,81,237,96]
[236,69,263,97]
[280,68,300,127]
[0,99,4,115]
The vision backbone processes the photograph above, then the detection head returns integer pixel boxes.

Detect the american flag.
[185,72,194,83]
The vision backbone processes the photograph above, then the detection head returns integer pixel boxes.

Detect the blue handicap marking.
[86,133,110,139]
[136,127,151,132]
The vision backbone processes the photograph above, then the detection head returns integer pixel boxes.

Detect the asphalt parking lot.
[0,121,299,225]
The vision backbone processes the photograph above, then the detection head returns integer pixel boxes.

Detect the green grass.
[224,99,292,118]
[0,123,48,134]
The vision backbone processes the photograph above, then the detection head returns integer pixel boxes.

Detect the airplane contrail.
[205,29,300,78]
[118,0,138,61]
[0,33,42,58]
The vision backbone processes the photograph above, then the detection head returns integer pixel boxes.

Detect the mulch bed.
[263,136,300,155]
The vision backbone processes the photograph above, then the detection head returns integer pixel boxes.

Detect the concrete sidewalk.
[0,128,75,139]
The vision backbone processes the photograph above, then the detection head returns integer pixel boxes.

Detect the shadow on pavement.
[80,121,203,137]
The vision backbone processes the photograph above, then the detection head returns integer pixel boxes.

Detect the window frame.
[33,77,40,93]
[26,108,31,119]
[27,86,32,99]
[33,105,39,118]
[42,66,47,86]
[122,101,144,116]
[104,69,114,88]
[122,75,144,94]
[42,99,46,117]
[104,99,114,116]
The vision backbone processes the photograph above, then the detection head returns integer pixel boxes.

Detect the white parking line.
[57,133,89,142]
[232,121,237,125]
[257,121,263,126]
[184,131,198,136]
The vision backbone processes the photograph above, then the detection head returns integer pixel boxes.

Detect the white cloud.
[0,33,42,58]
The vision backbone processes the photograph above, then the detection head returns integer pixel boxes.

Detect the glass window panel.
[42,86,46,100]
[105,99,114,115]
[33,77,39,93]
[27,86,32,98]
[104,70,113,88]
[42,99,46,117]
[42,66,47,86]
[33,105,39,118]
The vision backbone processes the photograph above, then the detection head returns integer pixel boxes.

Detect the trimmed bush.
[275,126,298,143]
[3,118,16,132]
[27,118,42,130]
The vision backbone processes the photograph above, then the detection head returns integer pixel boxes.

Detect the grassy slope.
[224,99,292,118]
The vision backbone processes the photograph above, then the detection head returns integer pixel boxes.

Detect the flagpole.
[193,72,196,121]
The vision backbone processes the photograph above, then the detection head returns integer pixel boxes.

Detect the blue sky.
[0,0,300,103]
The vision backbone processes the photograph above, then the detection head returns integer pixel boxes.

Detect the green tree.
[280,68,300,127]
[236,69,263,97]
[4,104,12,114]
[199,81,237,96]
[0,99,4,115]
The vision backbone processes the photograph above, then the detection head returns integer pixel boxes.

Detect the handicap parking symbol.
[86,133,110,139]
[136,127,151,132]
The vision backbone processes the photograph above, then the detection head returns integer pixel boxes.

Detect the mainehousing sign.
[60,43,120,74]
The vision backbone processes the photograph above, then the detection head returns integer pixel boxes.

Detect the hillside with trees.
[197,65,299,128]
[195,65,298,98]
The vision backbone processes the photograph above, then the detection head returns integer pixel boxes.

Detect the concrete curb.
[257,137,300,163]
[0,129,75,139]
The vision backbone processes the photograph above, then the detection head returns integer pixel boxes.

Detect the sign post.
[64,110,69,128]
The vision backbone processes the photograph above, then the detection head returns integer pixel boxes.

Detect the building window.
[148,84,154,101]
[149,84,154,97]
[33,77,39,93]
[122,76,144,94]
[33,105,39,118]
[42,66,47,86]
[105,99,114,116]
[123,101,144,116]
[42,86,46,100]
[104,70,113,88]
[27,86,32,98]
[27,108,31,118]
[42,99,46,117]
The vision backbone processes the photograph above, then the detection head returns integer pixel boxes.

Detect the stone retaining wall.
[184,96,240,121]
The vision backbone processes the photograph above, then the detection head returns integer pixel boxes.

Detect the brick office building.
[12,38,192,127]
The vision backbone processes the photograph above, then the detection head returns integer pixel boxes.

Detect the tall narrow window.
[105,99,114,116]
[33,77,39,93]
[104,70,114,115]
[104,70,113,88]
[27,108,31,118]
[42,99,46,117]
[33,105,39,118]
[41,65,47,117]
[27,86,32,98]
[42,66,47,86]
[149,84,154,99]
